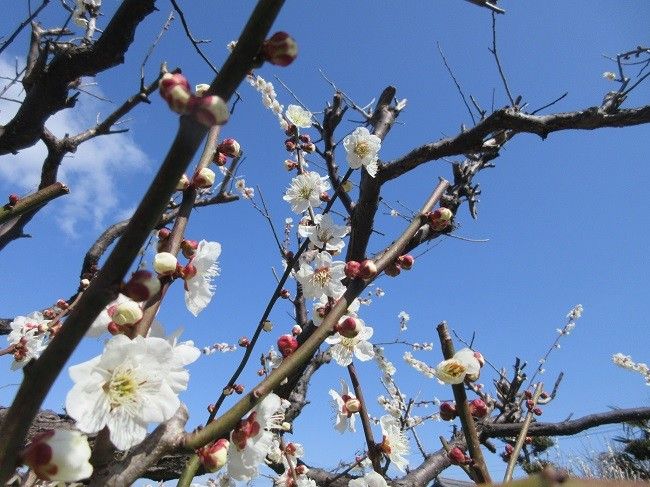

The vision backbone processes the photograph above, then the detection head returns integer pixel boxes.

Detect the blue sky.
[1,1,649,483]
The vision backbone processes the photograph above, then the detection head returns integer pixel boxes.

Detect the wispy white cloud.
[0,56,150,236]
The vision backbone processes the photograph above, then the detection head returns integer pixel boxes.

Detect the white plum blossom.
[348,471,388,487]
[403,351,435,379]
[185,240,222,316]
[22,429,93,482]
[329,379,357,433]
[296,251,346,300]
[326,319,375,366]
[7,312,49,370]
[398,311,410,332]
[66,334,199,450]
[312,296,360,327]
[286,105,313,128]
[343,127,381,178]
[283,171,330,214]
[379,415,409,472]
[432,348,482,384]
[247,74,288,130]
[374,346,396,377]
[227,393,287,481]
[613,353,650,386]
[298,213,349,253]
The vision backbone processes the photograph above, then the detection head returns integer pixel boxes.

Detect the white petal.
[354,341,375,362]
[331,344,353,367]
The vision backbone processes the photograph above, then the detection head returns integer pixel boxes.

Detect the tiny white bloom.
[602,71,617,80]
[298,213,349,253]
[348,471,388,487]
[326,319,375,366]
[296,251,346,300]
[286,105,313,129]
[312,296,360,327]
[66,334,199,450]
[7,312,48,370]
[343,127,381,178]
[185,240,221,316]
[329,379,357,433]
[398,311,410,332]
[404,351,436,379]
[283,171,330,214]
[378,415,409,472]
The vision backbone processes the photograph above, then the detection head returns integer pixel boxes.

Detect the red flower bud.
[336,316,361,339]
[233,384,244,394]
[344,260,361,279]
[384,262,401,277]
[533,407,543,416]
[218,138,241,158]
[319,191,330,202]
[262,32,298,67]
[285,123,297,136]
[301,142,315,153]
[182,263,197,280]
[186,94,229,127]
[280,289,291,299]
[285,139,296,151]
[123,270,161,302]
[158,227,171,240]
[159,72,191,114]
[56,299,69,310]
[277,334,299,357]
[469,398,488,418]
[238,337,250,347]
[181,239,199,259]
[299,134,311,143]
[447,446,469,465]
[397,254,415,270]
[427,207,454,231]
[8,194,19,206]
[439,402,457,421]
[213,151,228,167]
[292,325,302,336]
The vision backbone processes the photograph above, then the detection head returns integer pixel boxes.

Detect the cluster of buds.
[427,207,454,232]
[284,159,299,171]
[261,32,298,67]
[385,254,415,277]
[525,399,543,416]
[439,401,457,421]
[501,444,515,461]
[277,334,299,357]
[334,316,361,339]
[197,438,229,473]
[299,133,315,153]
[468,398,488,418]
[158,72,229,127]
[344,259,377,280]
[123,270,161,302]
[212,138,241,167]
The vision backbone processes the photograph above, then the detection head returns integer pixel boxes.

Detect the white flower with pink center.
[184,240,221,316]
[325,319,375,367]
[227,393,287,481]
[329,379,358,433]
[296,251,346,300]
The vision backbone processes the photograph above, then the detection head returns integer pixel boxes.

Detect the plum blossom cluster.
[7,311,52,370]
[246,74,288,131]
[612,353,650,386]
[203,342,238,355]
[404,348,485,385]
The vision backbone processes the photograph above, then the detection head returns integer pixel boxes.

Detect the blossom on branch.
[378,415,410,472]
[7,312,48,370]
[21,429,93,482]
[326,319,375,367]
[65,334,199,450]
[348,471,388,487]
[184,240,222,316]
[343,127,381,178]
[283,171,330,214]
[295,251,345,300]
[286,105,313,129]
[329,379,358,433]
[298,213,349,253]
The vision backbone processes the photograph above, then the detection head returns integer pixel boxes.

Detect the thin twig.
[437,42,476,125]
[489,12,515,106]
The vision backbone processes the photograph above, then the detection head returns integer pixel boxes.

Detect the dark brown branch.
[0,182,68,225]
[0,0,157,155]
[483,406,650,438]
[323,92,354,215]
[380,104,650,182]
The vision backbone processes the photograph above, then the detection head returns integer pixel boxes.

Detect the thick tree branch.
[380,104,650,183]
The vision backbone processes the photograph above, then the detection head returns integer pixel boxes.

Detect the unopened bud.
[447,446,469,465]
[193,167,216,188]
[358,259,377,279]
[154,252,178,275]
[469,398,488,418]
[301,142,315,153]
[158,227,171,240]
[213,151,228,167]
[218,138,241,158]
[345,260,361,279]
[43,309,56,320]
[280,289,291,299]
[187,94,229,127]
[112,300,143,326]
[285,139,296,151]
[56,299,69,310]
[79,278,90,289]
[277,334,299,357]
[177,173,190,191]
[427,207,454,231]
[124,270,161,302]
[159,72,191,114]
[238,337,250,347]
[533,407,543,416]
[341,180,353,192]
[21,430,93,482]
[262,320,273,332]
[295,464,308,475]
[262,32,298,67]
[197,439,229,473]
[439,402,457,421]
[397,254,414,270]
[319,191,330,202]
[257,369,265,376]
[181,239,199,259]
[292,325,302,336]
[233,384,244,394]
[336,316,361,339]
[281,421,292,432]
[299,134,311,144]
[344,397,361,414]
[8,194,19,206]
[384,262,401,277]
[285,123,297,136]
[107,322,122,335]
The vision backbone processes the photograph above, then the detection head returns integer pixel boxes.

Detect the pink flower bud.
[285,139,296,151]
[447,446,469,465]
[123,270,161,302]
[284,442,298,456]
[427,207,454,231]
[233,384,244,394]
[292,325,302,336]
[257,369,265,376]
[358,259,377,279]
[197,438,229,473]
[469,398,488,418]
[218,138,241,158]
[439,402,457,421]
[159,72,191,114]
[285,123,297,136]
[299,134,311,143]
[277,334,299,357]
[262,32,298,67]
[177,173,190,191]
[284,159,298,171]
[238,337,250,347]
[533,407,543,416]
[213,151,228,167]
[345,260,361,279]
[295,465,308,475]
[182,263,197,280]
[8,194,19,206]
[336,316,361,339]
[187,94,229,127]
[301,142,315,153]
[397,254,415,270]
[153,252,178,275]
[56,299,69,310]
[158,227,171,240]
[107,322,122,335]
[280,289,291,299]
[193,167,216,188]
[181,239,199,259]
[43,309,56,320]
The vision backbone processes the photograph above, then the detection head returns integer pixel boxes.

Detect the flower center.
[298,185,314,200]
[103,368,140,409]
[312,266,330,287]
[353,141,371,158]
